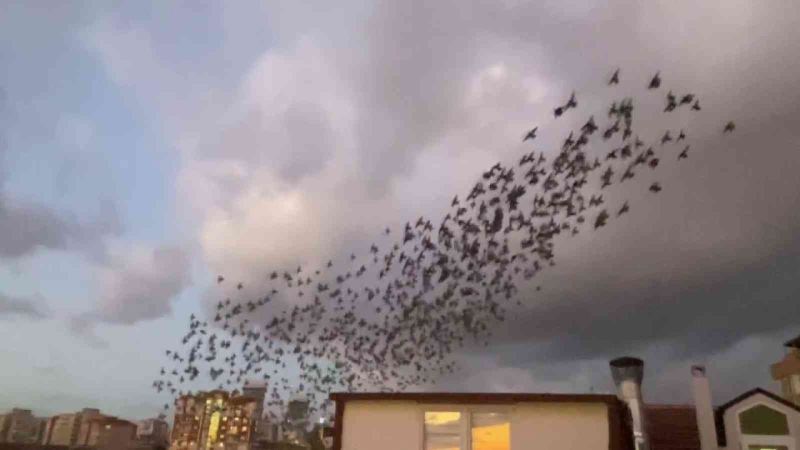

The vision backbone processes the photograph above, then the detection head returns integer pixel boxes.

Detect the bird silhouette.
[648,72,661,89]
[523,127,538,141]
[609,69,620,85]
[724,121,736,133]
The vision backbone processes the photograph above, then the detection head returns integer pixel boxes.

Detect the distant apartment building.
[41,407,119,447]
[137,417,170,448]
[44,413,80,446]
[170,389,260,450]
[283,393,310,446]
[0,408,43,444]
[771,334,800,407]
[84,416,138,450]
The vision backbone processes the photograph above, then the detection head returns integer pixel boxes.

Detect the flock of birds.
[154,69,736,420]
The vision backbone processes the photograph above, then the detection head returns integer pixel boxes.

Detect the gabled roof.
[714,387,800,446]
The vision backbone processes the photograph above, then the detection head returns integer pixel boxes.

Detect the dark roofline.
[329,391,619,405]
[715,387,800,446]
[717,387,800,415]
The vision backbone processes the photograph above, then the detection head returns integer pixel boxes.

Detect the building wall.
[340,400,611,450]
[340,401,420,450]
[721,392,800,450]
[0,409,41,444]
[511,402,609,450]
[92,421,137,450]
[771,347,800,407]
[47,414,79,446]
[76,409,103,445]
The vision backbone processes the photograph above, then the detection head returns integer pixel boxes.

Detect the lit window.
[471,413,510,450]
[424,410,510,450]
[425,412,461,450]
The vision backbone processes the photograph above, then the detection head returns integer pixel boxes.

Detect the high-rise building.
[242,381,269,442]
[0,408,41,444]
[84,416,138,450]
[43,407,112,446]
[242,381,267,419]
[283,394,311,447]
[770,333,800,406]
[170,389,259,450]
[46,413,81,446]
[137,417,170,448]
[286,394,309,427]
[76,408,103,445]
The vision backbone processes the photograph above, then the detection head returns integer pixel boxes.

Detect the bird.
[678,146,689,160]
[617,202,630,216]
[217,275,224,284]
[724,121,736,133]
[609,69,620,85]
[649,182,662,193]
[648,72,661,89]
[523,127,538,141]
[566,91,577,109]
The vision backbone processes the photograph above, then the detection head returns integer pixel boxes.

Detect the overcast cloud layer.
[1,0,800,418]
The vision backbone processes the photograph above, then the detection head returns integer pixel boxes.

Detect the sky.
[1,0,800,421]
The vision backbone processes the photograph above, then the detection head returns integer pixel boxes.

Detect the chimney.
[691,365,718,450]
[610,357,649,450]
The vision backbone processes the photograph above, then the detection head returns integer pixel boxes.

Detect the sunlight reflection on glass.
[425,412,462,450]
[471,412,510,450]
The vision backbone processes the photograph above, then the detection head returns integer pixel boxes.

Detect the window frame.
[734,401,796,450]
[420,404,513,450]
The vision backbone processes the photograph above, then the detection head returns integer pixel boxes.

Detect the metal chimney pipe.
[610,357,650,450]
[691,365,718,450]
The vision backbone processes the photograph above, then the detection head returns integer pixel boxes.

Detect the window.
[424,410,510,450]
[739,405,789,435]
[425,412,462,450]
[471,413,510,450]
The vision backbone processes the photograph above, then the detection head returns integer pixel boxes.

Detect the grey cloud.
[0,292,49,320]
[0,193,123,260]
[94,245,192,325]
[0,88,122,261]
[78,0,800,403]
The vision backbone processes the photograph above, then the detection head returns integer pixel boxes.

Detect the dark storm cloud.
[319,0,800,399]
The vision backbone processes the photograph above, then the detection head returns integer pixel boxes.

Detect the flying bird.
[724,121,736,133]
[609,69,620,85]
[648,72,661,89]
